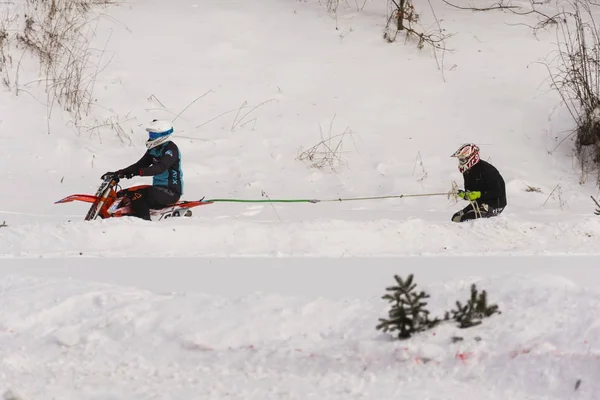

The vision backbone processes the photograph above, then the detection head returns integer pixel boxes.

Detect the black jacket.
[463,160,506,209]
[120,141,184,195]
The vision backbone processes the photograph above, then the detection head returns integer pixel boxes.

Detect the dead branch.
[441,0,563,35]
[297,115,356,172]
[384,0,454,52]
[440,0,520,11]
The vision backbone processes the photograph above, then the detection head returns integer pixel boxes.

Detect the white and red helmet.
[451,143,480,173]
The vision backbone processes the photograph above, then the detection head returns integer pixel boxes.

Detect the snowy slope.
[1,272,599,399]
[2,0,600,398]
[1,0,600,257]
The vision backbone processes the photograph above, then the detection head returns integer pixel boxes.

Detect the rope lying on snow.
[205,192,455,204]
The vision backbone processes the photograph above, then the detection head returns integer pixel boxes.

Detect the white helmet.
[145,119,173,149]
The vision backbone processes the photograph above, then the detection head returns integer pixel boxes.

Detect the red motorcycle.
[55,174,213,221]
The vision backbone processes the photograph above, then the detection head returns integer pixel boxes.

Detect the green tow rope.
[205,192,452,204]
[206,198,315,203]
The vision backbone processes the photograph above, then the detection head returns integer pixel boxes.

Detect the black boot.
[130,191,151,221]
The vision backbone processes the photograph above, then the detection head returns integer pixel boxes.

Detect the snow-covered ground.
[1,268,600,399]
[1,0,599,256]
[4,213,600,256]
[1,0,600,398]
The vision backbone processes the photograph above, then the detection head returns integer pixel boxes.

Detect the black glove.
[101,170,134,180]
[101,171,119,180]
[119,170,135,179]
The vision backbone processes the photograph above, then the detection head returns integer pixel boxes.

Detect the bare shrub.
[545,0,600,183]
[317,0,451,54]
[383,0,451,49]
[0,10,17,88]
[12,0,115,131]
[76,113,134,145]
[383,0,452,80]
[297,115,357,172]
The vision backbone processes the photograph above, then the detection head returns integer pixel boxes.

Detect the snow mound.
[0,274,599,399]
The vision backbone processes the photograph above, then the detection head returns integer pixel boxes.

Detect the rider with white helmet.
[103,119,184,221]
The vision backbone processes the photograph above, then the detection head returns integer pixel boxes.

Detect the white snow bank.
[0,273,598,399]
[2,213,600,257]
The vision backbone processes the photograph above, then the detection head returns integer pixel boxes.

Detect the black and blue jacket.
[121,141,184,195]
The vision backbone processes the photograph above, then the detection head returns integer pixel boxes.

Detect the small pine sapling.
[377,275,502,341]
[449,284,501,329]
[376,274,440,339]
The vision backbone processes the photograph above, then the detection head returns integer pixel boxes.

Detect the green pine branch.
[450,284,500,329]
[376,274,441,339]
[377,275,501,340]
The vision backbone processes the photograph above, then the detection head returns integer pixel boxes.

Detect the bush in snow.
[548,0,600,182]
[0,0,115,134]
[14,0,115,123]
[383,0,450,50]
[446,283,501,329]
[376,274,500,340]
[376,274,442,339]
[296,115,356,172]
